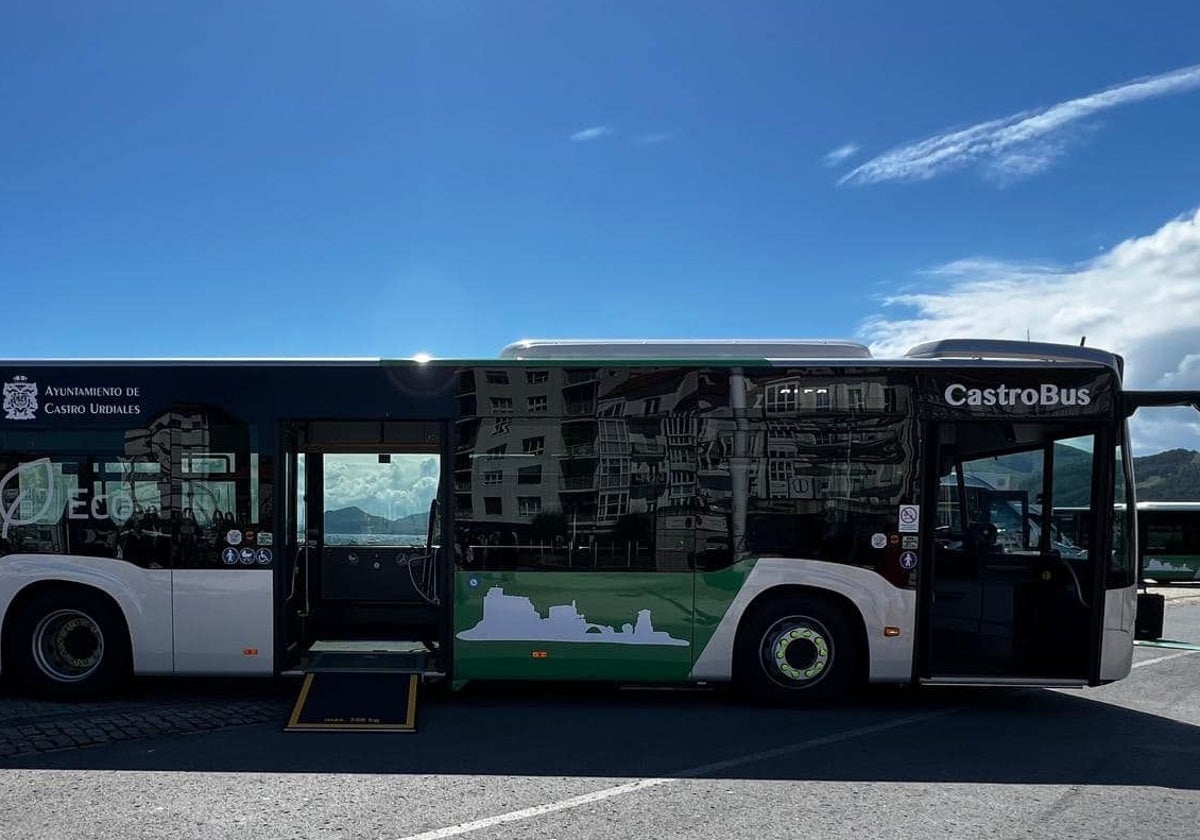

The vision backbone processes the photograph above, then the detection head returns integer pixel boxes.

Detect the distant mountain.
[970,446,1200,505]
[324,506,428,534]
[1133,449,1200,500]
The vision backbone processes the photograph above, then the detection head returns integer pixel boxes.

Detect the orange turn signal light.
[531,650,548,659]
[883,627,901,638]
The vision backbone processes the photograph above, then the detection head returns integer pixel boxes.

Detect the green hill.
[324,506,429,534]
[971,447,1200,505]
[1133,449,1200,500]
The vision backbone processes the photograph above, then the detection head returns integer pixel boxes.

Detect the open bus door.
[921,419,1109,685]
[1122,390,1200,641]
[280,421,450,667]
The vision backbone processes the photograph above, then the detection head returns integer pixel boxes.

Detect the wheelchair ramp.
[284,641,433,733]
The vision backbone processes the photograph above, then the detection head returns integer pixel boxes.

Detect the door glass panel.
[1110,441,1135,587]
[1051,436,1094,561]
[946,435,1095,559]
[930,424,1098,678]
[321,453,440,547]
[295,452,306,541]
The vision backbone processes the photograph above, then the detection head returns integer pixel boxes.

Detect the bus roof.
[500,338,1121,369]
[0,338,1123,371]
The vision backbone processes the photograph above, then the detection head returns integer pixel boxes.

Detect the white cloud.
[840,63,1200,186]
[634,132,673,146]
[822,143,860,167]
[860,207,1200,453]
[321,454,440,522]
[570,125,613,142]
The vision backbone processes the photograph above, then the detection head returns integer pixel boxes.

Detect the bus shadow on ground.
[5,680,1200,789]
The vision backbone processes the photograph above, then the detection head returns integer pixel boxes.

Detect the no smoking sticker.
[898,504,920,533]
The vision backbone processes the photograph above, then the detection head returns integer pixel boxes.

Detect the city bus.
[1053,502,1200,584]
[0,339,1194,704]
[1138,502,1200,583]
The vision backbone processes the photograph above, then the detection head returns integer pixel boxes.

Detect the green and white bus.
[1139,502,1200,583]
[0,339,1193,703]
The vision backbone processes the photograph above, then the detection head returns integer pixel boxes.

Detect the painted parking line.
[393,707,962,840]
[1133,649,1200,669]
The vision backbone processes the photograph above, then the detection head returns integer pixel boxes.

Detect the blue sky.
[3,1,1200,448]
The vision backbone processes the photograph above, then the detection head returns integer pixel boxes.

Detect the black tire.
[5,588,131,700]
[734,594,861,705]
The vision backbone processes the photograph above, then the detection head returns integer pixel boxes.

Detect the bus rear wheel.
[735,594,859,705]
[6,588,131,700]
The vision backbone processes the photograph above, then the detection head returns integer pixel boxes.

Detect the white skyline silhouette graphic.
[457,587,688,646]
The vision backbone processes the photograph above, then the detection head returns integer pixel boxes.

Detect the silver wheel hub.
[760,616,831,687]
[32,609,105,683]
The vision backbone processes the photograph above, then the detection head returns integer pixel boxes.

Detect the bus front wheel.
[734,594,860,705]
[5,587,131,700]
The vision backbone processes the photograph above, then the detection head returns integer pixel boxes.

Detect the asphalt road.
[2,603,1199,840]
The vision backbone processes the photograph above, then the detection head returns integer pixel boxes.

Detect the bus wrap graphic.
[457,586,688,646]
[0,458,58,539]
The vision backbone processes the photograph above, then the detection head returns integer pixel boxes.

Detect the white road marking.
[393,707,961,840]
[1133,649,1200,668]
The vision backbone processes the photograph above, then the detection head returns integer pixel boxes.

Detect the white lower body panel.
[1099,584,1136,681]
[172,570,274,675]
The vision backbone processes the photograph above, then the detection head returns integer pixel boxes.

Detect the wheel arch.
[733,585,870,683]
[689,557,916,684]
[1,579,132,670]
[0,555,173,676]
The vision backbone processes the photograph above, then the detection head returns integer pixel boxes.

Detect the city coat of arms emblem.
[3,376,38,420]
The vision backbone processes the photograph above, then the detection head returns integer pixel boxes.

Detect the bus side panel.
[0,554,173,675]
[690,557,916,683]
[172,569,274,675]
[1099,584,1136,681]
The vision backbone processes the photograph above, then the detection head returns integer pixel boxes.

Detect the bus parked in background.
[0,339,1193,704]
[1138,502,1200,583]
[1055,502,1200,584]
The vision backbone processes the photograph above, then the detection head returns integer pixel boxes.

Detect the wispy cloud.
[860,207,1200,451]
[634,132,673,146]
[840,63,1200,186]
[822,143,860,167]
[570,125,613,142]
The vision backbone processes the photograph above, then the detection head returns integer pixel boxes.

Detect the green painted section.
[692,558,759,660]
[453,571,697,682]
